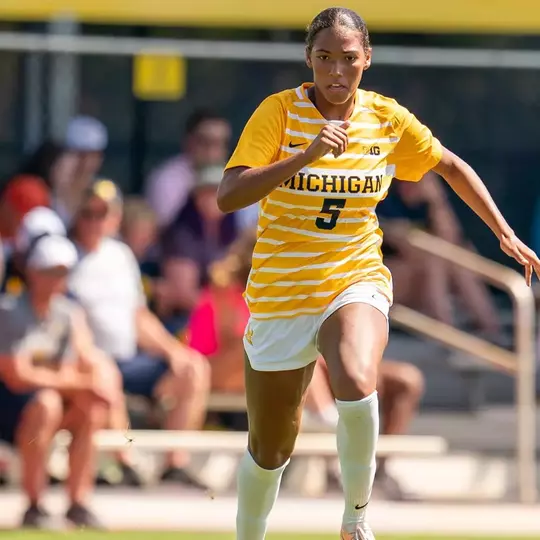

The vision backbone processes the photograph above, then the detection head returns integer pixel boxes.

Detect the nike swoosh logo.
[355,501,369,510]
[289,141,305,148]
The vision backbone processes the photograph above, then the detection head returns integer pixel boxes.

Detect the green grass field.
[0,533,539,540]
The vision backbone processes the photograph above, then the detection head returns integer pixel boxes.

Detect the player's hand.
[303,121,350,163]
[499,232,540,286]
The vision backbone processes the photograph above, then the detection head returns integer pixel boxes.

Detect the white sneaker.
[340,522,375,540]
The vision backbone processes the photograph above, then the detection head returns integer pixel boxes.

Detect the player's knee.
[335,355,378,400]
[249,437,295,470]
[248,422,298,470]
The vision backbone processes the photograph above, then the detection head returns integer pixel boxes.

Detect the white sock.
[335,392,379,533]
[236,451,289,540]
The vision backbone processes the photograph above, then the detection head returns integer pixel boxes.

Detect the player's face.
[307,26,372,105]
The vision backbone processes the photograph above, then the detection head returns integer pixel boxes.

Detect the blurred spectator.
[374,361,424,500]
[160,164,239,330]
[0,176,51,243]
[68,180,211,487]
[16,140,64,189]
[379,171,501,339]
[121,197,171,320]
[2,207,67,297]
[186,228,255,395]
[145,110,231,229]
[145,109,257,232]
[0,234,116,528]
[54,116,108,226]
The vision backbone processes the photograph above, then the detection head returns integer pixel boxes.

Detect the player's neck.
[309,86,356,122]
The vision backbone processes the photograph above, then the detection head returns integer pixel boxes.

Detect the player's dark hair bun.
[306,7,370,53]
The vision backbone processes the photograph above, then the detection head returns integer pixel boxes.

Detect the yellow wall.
[2,0,540,34]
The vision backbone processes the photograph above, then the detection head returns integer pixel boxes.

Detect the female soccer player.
[218,7,540,540]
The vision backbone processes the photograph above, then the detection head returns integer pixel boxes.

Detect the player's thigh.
[318,302,388,401]
[245,354,315,469]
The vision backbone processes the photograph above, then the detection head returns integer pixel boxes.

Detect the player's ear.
[363,47,372,71]
[305,48,313,69]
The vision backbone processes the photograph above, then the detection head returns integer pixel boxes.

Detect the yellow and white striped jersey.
[226,83,442,320]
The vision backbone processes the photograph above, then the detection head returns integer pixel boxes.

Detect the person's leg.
[449,243,501,336]
[304,356,339,430]
[375,361,424,500]
[62,393,108,528]
[153,350,211,472]
[237,356,315,540]
[318,298,388,538]
[118,351,210,484]
[378,361,424,446]
[91,359,140,487]
[15,389,63,525]
[388,250,454,325]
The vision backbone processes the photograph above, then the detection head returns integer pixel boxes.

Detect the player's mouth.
[327,83,348,92]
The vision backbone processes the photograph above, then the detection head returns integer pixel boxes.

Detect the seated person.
[0,234,119,528]
[68,180,211,487]
[2,207,67,297]
[160,164,240,333]
[0,175,51,246]
[121,197,173,325]
[379,171,501,339]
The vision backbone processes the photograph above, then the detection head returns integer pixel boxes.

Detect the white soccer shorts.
[243,282,391,372]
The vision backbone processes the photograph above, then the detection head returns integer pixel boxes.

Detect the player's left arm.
[432,149,540,284]
[392,101,540,284]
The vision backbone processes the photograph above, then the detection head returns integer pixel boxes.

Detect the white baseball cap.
[65,116,108,152]
[15,207,67,254]
[26,235,78,271]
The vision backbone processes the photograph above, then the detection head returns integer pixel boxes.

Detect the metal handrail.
[390,229,537,504]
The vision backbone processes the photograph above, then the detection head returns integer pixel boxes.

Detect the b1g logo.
[369,146,380,156]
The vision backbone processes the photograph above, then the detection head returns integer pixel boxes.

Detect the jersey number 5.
[315,198,346,230]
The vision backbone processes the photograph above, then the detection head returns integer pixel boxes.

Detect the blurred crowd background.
[0,0,538,531]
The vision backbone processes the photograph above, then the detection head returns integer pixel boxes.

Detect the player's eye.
[345,55,357,62]
[317,55,329,61]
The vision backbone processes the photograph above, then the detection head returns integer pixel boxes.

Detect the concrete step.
[409,405,540,455]
[385,333,540,409]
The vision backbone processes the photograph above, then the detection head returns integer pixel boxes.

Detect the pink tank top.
[187,285,249,356]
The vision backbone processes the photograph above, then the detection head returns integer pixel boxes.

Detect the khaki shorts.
[243,283,390,372]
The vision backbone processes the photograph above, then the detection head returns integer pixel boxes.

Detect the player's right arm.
[218,95,349,213]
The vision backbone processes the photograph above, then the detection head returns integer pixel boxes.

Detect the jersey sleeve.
[391,104,443,182]
[226,94,285,170]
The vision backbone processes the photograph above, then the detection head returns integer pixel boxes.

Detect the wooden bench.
[0,393,448,495]
[60,428,447,495]
[123,392,448,494]
[55,429,448,457]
